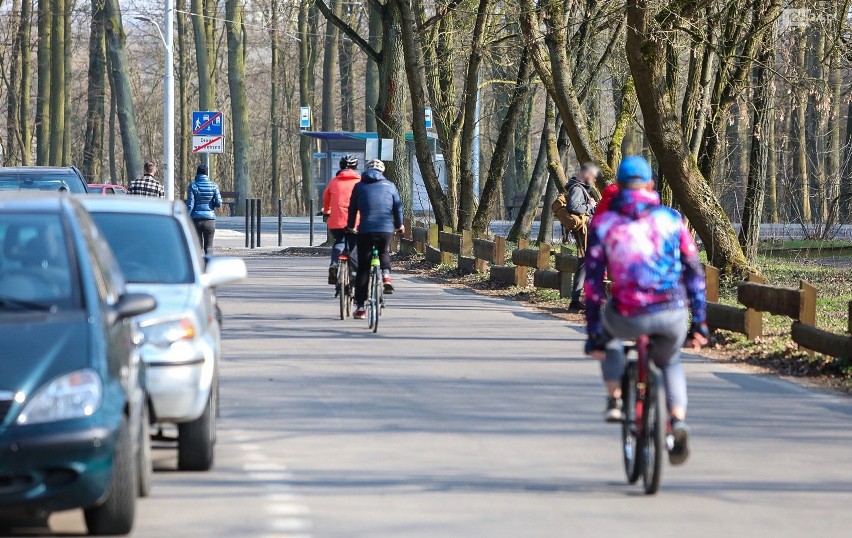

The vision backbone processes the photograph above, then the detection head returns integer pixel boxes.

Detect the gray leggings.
[600,304,689,412]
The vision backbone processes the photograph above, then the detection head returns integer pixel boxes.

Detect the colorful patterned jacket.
[584,188,706,336]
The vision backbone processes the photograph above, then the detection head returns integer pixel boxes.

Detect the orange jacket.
[322,169,361,230]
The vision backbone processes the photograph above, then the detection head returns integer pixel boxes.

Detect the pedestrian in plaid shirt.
[128,161,165,197]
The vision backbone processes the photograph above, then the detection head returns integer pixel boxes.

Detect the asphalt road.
[37,257,852,536]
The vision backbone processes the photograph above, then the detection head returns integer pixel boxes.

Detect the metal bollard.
[249,199,256,249]
[309,199,314,247]
[255,199,262,248]
[277,199,283,247]
[244,199,250,248]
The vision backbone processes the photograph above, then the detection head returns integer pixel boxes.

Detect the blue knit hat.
[616,156,652,186]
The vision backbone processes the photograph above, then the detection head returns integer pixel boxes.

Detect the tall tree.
[270,0,282,204]
[226,0,252,204]
[625,0,753,273]
[35,0,52,165]
[321,0,341,131]
[62,0,71,164]
[508,95,553,243]
[48,0,66,165]
[176,0,191,194]
[82,0,107,181]
[6,0,22,164]
[16,0,32,164]
[299,0,319,212]
[191,0,215,170]
[104,0,143,180]
[338,3,356,132]
[364,5,381,132]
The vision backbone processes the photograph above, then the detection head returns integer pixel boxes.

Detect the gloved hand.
[585,331,609,355]
[689,322,709,340]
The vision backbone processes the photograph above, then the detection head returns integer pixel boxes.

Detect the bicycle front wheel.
[338,261,348,320]
[621,361,641,484]
[641,369,666,494]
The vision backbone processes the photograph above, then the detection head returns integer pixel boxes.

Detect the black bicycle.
[366,245,384,332]
[620,335,666,494]
[334,251,354,320]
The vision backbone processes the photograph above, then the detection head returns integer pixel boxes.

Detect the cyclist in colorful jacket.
[584,156,708,465]
[323,155,361,285]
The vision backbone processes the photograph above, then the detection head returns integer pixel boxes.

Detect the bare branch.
[314,0,381,64]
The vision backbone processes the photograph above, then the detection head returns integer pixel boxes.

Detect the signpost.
[192,111,224,154]
[424,106,433,129]
[300,106,311,130]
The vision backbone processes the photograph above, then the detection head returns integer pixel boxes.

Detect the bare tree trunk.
[338,2,355,131]
[7,0,22,164]
[17,0,32,164]
[765,98,778,223]
[298,0,318,214]
[191,0,214,171]
[104,0,143,180]
[739,46,773,261]
[508,96,553,242]
[472,47,534,234]
[226,0,252,204]
[176,0,190,195]
[826,48,842,224]
[321,0,341,131]
[82,1,106,182]
[841,99,852,222]
[792,27,811,224]
[107,52,117,181]
[395,0,452,227]
[270,0,281,204]
[48,0,66,165]
[62,0,71,165]
[365,4,381,132]
[35,0,51,165]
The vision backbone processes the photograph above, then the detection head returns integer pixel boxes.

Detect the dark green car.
[0,193,155,535]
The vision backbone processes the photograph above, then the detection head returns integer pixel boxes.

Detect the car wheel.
[137,403,153,497]
[84,417,136,536]
[177,390,216,471]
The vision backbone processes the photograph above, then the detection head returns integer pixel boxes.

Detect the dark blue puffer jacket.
[186,174,222,220]
[347,169,403,233]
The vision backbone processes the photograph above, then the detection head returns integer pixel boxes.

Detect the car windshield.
[0,171,87,193]
[0,213,78,310]
[90,212,194,284]
[86,186,104,193]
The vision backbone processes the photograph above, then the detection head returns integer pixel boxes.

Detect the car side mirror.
[113,293,157,321]
[200,257,247,288]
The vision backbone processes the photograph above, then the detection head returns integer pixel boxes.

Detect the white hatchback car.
[80,197,246,471]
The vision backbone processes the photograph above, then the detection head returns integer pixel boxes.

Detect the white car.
[80,197,246,471]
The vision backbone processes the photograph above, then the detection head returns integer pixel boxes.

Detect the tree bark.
[508,96,553,242]
[62,0,71,165]
[104,0,143,180]
[472,46,534,234]
[48,0,66,165]
[394,0,452,227]
[298,0,318,213]
[82,1,107,182]
[338,2,356,131]
[841,99,852,222]
[107,52,118,181]
[226,0,252,204]
[270,0,281,204]
[625,0,751,274]
[35,0,51,166]
[7,0,22,164]
[16,0,32,164]
[739,45,774,262]
[365,4,381,132]
[764,97,778,224]
[321,0,341,131]
[792,26,811,224]
[176,0,190,194]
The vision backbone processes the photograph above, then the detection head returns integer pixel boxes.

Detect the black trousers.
[194,219,216,254]
[354,232,393,305]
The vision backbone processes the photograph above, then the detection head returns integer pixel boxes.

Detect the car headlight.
[141,317,197,348]
[17,369,103,425]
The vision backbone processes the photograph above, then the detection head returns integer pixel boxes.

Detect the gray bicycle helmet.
[339,154,358,170]
[365,159,386,173]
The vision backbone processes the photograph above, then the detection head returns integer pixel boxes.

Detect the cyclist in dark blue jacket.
[347,160,404,320]
[186,164,223,254]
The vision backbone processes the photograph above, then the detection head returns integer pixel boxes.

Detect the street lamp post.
[135,0,175,201]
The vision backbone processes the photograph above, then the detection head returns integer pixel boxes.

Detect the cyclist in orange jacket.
[323,155,360,285]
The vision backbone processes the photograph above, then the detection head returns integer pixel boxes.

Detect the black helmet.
[339,154,358,170]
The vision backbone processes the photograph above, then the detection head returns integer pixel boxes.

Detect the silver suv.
[80,197,246,471]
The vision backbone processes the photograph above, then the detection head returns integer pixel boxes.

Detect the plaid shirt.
[128,174,164,197]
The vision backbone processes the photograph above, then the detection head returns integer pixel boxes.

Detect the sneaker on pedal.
[353,307,366,320]
[328,265,338,285]
[383,276,394,294]
[604,397,622,423]
[668,418,690,465]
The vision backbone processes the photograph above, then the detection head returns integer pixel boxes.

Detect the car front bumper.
[0,418,120,513]
[143,339,215,424]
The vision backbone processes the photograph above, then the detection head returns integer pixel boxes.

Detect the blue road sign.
[192,111,224,136]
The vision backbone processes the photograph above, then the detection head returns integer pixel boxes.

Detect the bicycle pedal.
[665,434,675,451]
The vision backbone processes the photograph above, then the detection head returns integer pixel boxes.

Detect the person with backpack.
[559,163,600,311]
[186,164,223,254]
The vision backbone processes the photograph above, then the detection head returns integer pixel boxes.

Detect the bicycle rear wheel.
[338,261,348,320]
[621,361,642,484]
[641,369,666,494]
[371,268,380,333]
